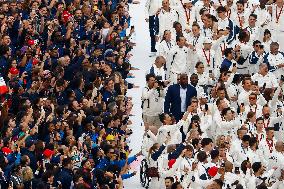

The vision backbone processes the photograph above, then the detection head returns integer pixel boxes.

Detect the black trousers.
[148,15,159,52]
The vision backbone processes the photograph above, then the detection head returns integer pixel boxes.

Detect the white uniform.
[215,116,241,137]
[238,89,267,106]
[258,138,277,162]
[251,72,279,88]
[242,104,263,123]
[195,48,216,73]
[186,34,205,50]
[158,8,180,38]
[145,0,162,18]
[167,45,190,83]
[157,40,175,60]
[246,25,262,44]
[263,52,284,79]
[246,148,265,165]
[142,86,165,117]
[254,7,271,28]
[231,10,250,29]
[157,117,190,145]
[179,6,196,30]
[146,64,167,81]
[230,143,249,167]
[268,151,284,170]
[271,4,284,49]
[196,72,215,86]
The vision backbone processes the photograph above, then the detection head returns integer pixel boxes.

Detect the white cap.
[203,37,213,44]
[182,0,192,4]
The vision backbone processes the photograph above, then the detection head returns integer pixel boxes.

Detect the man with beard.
[189,73,204,98]
[261,105,283,129]
[44,46,59,71]
[164,73,197,121]
[258,127,277,163]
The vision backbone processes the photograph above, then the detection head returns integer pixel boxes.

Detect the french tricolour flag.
[0,77,8,95]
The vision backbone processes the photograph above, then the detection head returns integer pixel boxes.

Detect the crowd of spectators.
[0,0,141,188]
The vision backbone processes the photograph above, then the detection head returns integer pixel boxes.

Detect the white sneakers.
[149,52,156,57]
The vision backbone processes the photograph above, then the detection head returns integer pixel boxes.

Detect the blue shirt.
[221,58,232,70]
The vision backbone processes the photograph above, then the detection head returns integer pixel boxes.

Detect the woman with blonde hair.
[22,166,34,189]
[215,135,226,148]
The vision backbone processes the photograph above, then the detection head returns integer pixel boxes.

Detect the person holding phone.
[248,40,266,74]
[251,63,279,89]
[220,48,238,71]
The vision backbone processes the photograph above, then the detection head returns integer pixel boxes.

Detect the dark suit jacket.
[164,84,197,121]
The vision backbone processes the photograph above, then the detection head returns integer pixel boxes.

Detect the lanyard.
[266,139,274,153]
[203,48,211,66]
[276,4,283,24]
[166,41,172,50]
[248,26,253,34]
[220,42,226,55]
[227,9,231,18]
[237,13,243,28]
[184,7,191,24]
[256,133,264,142]
[264,118,270,128]
[249,105,257,113]
[241,144,247,154]
[193,36,199,46]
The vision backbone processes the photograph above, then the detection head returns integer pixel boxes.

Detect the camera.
[155,76,166,88]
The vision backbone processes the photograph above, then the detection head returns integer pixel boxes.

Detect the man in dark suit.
[164,73,197,121]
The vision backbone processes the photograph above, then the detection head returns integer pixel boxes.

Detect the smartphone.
[255,81,258,85]
[131,26,134,30]
[209,70,212,74]
[235,167,240,174]
[241,103,244,106]
[259,44,264,49]
[167,131,170,136]
[281,75,284,81]
[233,63,236,67]
[263,83,266,89]
[205,104,208,111]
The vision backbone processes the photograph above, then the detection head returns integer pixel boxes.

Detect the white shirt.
[186,34,205,50]
[251,72,279,88]
[268,151,284,170]
[217,17,230,30]
[180,86,187,112]
[195,48,216,73]
[179,6,196,30]
[264,52,284,79]
[157,40,175,59]
[231,10,250,29]
[167,45,190,74]
[145,0,162,17]
[196,72,215,86]
[258,138,277,162]
[142,86,165,116]
[158,8,179,37]
[146,64,166,81]
[271,4,284,30]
